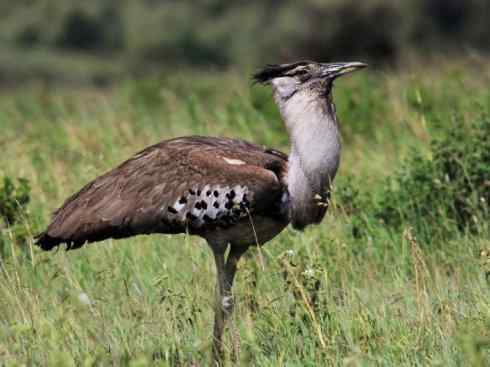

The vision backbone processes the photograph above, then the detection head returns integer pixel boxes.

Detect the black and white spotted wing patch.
[163,184,251,230]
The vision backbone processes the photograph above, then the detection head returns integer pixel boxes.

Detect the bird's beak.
[320,62,368,79]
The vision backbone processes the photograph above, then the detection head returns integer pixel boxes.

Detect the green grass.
[0,64,489,366]
[0,45,126,85]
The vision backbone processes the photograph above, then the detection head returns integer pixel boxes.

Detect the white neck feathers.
[277,90,341,229]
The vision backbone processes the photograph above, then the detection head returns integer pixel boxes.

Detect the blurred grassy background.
[1,0,490,85]
[0,1,490,366]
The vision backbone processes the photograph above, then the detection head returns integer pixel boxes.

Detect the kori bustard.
[36,61,367,365]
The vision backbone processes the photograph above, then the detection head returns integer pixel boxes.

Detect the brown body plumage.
[37,136,289,250]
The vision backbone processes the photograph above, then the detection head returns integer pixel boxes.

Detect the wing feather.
[35,136,288,250]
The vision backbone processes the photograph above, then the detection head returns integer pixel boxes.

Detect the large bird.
[36,61,366,365]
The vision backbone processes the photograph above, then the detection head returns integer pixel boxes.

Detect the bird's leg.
[212,245,227,365]
[224,246,247,364]
[211,244,247,366]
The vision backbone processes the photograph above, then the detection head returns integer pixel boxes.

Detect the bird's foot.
[222,295,240,364]
[230,319,241,365]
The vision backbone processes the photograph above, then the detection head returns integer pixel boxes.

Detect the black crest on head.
[253,61,312,84]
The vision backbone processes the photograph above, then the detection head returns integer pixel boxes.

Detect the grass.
[0,62,489,366]
[0,44,127,86]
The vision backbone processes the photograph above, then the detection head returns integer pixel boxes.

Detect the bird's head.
[253,61,367,103]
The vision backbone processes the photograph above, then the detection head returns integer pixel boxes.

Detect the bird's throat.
[283,99,341,229]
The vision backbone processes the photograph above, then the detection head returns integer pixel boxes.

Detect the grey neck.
[277,91,341,229]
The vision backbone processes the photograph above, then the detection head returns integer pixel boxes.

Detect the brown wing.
[35,136,288,250]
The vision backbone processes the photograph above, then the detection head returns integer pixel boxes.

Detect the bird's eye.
[296,69,308,75]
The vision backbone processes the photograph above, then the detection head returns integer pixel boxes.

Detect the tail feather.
[34,230,101,251]
[34,222,141,251]
[34,232,66,251]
